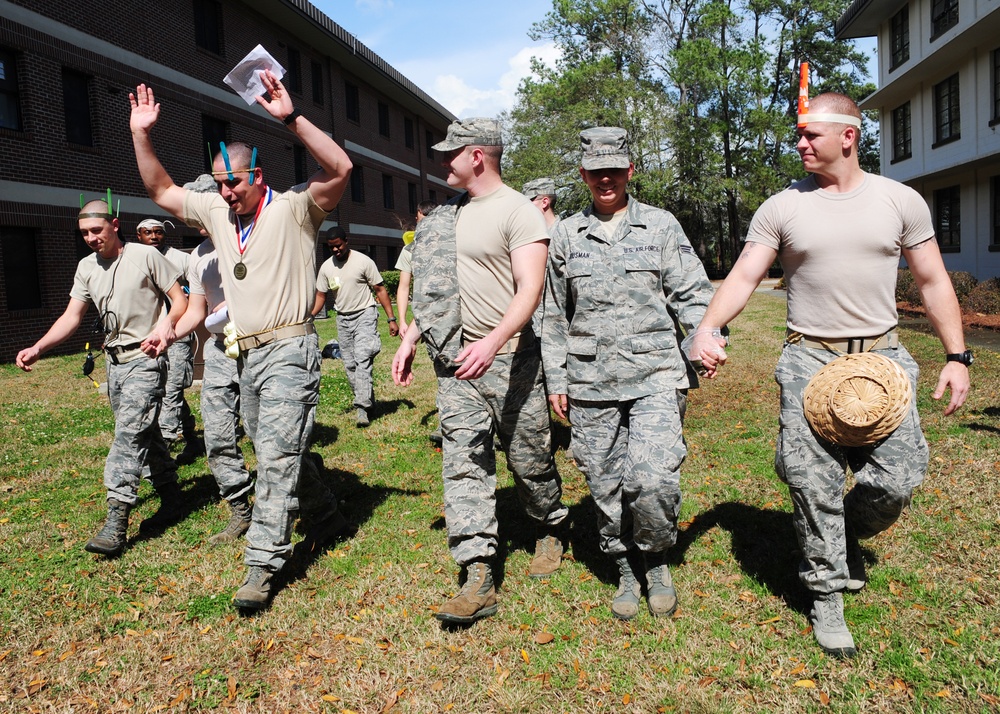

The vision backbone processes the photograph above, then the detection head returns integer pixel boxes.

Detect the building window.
[62,69,93,147]
[193,0,223,55]
[932,74,960,146]
[426,130,434,159]
[934,185,961,251]
[429,189,437,204]
[311,60,323,105]
[382,174,395,209]
[294,145,308,184]
[286,47,301,94]
[345,82,360,122]
[408,183,417,214]
[931,0,958,38]
[378,102,390,138]
[992,49,1000,125]
[991,176,1000,248]
[891,102,911,162]
[201,114,229,173]
[1,228,42,311]
[890,6,909,70]
[404,117,415,149]
[350,165,364,203]
[0,48,22,131]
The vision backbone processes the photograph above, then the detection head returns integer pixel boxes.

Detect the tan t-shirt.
[316,249,382,314]
[394,244,413,273]
[183,185,328,335]
[187,239,227,333]
[70,243,180,348]
[455,184,549,339]
[746,173,934,338]
[162,246,190,278]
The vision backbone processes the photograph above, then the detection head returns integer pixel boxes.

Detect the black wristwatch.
[283,108,301,126]
[388,317,397,323]
[946,350,974,366]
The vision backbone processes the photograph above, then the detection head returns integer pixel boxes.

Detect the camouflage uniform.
[775,342,928,593]
[336,307,380,410]
[237,333,323,569]
[412,198,567,566]
[105,353,178,503]
[542,195,714,556]
[158,246,195,441]
[201,335,252,501]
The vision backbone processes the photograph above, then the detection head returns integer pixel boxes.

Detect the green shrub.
[895,269,919,304]
[963,277,1000,315]
[381,269,401,297]
[948,271,978,304]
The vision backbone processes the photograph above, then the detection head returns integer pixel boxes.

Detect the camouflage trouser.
[337,306,381,410]
[159,337,195,440]
[435,343,568,565]
[774,342,928,594]
[104,354,177,504]
[571,390,686,556]
[202,337,252,502]
[238,333,327,571]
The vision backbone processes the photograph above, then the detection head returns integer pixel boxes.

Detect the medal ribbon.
[234,186,273,259]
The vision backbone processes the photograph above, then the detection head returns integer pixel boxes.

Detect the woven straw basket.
[803,353,912,447]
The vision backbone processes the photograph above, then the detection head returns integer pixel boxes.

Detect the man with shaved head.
[690,92,971,658]
[130,70,353,610]
[16,199,188,557]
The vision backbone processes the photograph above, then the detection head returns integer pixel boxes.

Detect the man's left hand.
[933,362,970,416]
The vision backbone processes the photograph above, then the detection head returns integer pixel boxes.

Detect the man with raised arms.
[130,70,353,610]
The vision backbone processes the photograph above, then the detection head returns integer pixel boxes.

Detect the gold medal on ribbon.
[234,262,247,280]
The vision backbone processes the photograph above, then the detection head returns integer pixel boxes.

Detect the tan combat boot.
[435,561,498,624]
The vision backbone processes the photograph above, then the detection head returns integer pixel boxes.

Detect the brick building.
[0,0,457,362]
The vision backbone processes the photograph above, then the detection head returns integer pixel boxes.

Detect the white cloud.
[425,42,561,118]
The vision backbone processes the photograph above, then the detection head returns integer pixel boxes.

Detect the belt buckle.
[847,338,861,354]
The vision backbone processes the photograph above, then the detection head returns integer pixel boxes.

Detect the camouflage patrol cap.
[432,118,503,151]
[580,127,631,170]
[522,178,557,199]
[183,174,218,193]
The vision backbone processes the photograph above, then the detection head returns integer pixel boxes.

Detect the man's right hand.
[392,341,416,386]
[129,84,161,134]
[549,393,569,421]
[15,347,40,372]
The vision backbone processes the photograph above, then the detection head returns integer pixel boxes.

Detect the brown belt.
[786,329,898,354]
[105,342,143,365]
[462,332,534,356]
[237,321,316,353]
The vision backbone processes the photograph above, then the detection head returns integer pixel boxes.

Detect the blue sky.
[310,1,878,119]
[311,0,562,118]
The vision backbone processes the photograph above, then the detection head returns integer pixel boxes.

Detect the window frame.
[345,82,360,123]
[932,73,961,147]
[933,185,961,252]
[382,173,395,210]
[192,0,224,56]
[350,164,365,203]
[891,102,912,163]
[890,5,910,70]
[930,0,958,39]
[0,47,23,132]
[62,68,94,147]
[1,227,43,312]
[378,102,390,138]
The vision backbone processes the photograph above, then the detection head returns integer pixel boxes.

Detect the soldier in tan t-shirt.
[16,199,188,558]
[691,92,970,659]
[130,70,353,611]
[312,226,397,426]
[393,118,568,625]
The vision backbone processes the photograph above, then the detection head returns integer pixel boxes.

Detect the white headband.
[136,218,174,231]
[797,112,862,128]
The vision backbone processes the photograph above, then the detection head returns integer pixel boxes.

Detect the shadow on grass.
[676,502,812,615]
[128,472,221,548]
[370,398,415,421]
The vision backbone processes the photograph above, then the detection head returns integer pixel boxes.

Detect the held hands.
[129,84,160,133]
[933,362,970,416]
[686,329,729,379]
[141,318,177,358]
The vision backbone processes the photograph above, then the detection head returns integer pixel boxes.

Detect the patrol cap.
[183,173,218,194]
[580,127,630,170]
[522,178,557,199]
[432,118,503,151]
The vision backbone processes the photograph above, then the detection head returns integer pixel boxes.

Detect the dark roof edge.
[835,0,875,38]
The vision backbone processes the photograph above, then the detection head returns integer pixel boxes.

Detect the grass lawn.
[1,293,997,712]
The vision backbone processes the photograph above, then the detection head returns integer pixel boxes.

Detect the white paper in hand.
[224,44,286,105]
